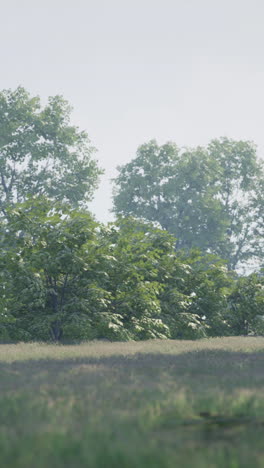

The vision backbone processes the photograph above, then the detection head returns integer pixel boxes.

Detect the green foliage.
[97,218,174,339]
[1,198,263,342]
[113,138,264,271]
[1,86,262,342]
[160,251,232,338]
[227,274,264,335]
[181,252,233,337]
[0,87,103,216]
[0,199,111,341]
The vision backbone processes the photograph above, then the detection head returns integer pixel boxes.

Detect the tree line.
[0,87,263,342]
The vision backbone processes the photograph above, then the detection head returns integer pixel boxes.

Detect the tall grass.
[1,337,264,467]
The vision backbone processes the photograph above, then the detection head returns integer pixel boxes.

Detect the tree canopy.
[1,199,263,343]
[0,87,103,217]
[113,138,264,271]
[1,86,264,343]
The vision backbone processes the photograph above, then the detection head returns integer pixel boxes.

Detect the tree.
[0,199,111,341]
[2,204,225,342]
[99,218,231,339]
[1,201,261,342]
[0,87,103,217]
[112,138,263,271]
[99,217,174,339]
[226,273,264,335]
[250,176,264,270]
[208,138,262,270]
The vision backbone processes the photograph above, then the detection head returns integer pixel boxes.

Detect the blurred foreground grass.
[1,337,264,468]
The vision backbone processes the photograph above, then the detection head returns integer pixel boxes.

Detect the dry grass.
[1,337,264,467]
[1,336,264,363]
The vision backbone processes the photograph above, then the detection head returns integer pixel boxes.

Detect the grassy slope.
[0,337,264,468]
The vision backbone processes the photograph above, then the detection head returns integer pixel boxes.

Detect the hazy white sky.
[1,0,264,222]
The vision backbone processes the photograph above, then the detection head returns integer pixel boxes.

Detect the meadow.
[1,337,264,468]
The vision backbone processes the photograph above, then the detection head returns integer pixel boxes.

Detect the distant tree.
[0,87,103,217]
[112,138,264,270]
[250,176,264,270]
[208,138,263,271]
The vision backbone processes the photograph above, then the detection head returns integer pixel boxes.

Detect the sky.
[1,0,264,222]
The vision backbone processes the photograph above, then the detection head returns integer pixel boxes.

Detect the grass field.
[1,337,264,468]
